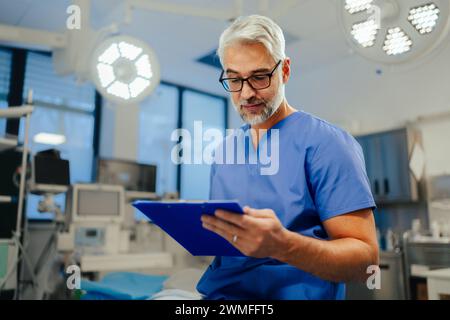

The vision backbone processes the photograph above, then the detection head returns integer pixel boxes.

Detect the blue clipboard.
[132,200,245,257]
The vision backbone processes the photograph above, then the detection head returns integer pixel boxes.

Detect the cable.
[0,228,50,298]
[0,249,18,293]
[15,232,38,288]
[0,232,37,295]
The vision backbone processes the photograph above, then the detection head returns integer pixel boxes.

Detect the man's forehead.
[223,59,274,74]
[222,42,275,75]
[225,64,273,75]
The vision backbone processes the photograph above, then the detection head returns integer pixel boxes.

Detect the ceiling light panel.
[383,27,413,55]
[345,0,374,14]
[351,19,379,47]
[408,3,440,34]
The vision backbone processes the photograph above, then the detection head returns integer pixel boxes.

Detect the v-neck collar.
[242,111,303,152]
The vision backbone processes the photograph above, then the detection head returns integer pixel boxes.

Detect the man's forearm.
[272,230,379,283]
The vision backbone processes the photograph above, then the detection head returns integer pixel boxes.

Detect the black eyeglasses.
[219,60,282,92]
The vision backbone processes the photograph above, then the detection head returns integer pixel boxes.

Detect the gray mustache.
[240,100,266,106]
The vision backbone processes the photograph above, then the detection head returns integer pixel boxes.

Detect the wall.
[417,117,450,229]
[100,101,140,161]
[222,32,450,234]
[284,34,450,232]
[417,117,450,177]
[105,33,450,233]
[288,35,450,135]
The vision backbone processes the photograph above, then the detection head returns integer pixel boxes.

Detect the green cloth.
[0,244,8,278]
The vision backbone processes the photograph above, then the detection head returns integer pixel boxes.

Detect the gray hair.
[217,15,286,66]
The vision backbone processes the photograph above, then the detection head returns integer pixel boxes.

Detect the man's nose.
[240,81,256,100]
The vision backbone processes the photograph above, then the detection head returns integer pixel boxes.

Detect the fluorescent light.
[107,81,131,100]
[34,133,66,145]
[383,27,413,55]
[408,3,440,34]
[98,44,120,64]
[96,63,115,88]
[345,0,373,14]
[135,54,153,79]
[92,35,160,103]
[351,19,379,47]
[129,77,151,98]
[118,42,143,60]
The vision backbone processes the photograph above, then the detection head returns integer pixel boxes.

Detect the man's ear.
[282,58,291,84]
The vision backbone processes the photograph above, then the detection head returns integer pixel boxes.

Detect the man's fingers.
[202,222,228,239]
[202,214,244,235]
[202,222,242,245]
[214,209,251,228]
[243,206,252,215]
[244,207,273,218]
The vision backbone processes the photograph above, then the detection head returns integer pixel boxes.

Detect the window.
[180,90,226,200]
[138,84,227,202]
[19,52,97,220]
[138,83,178,195]
[0,48,11,134]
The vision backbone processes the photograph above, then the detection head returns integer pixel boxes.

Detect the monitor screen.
[34,156,70,186]
[77,189,120,217]
[97,159,156,193]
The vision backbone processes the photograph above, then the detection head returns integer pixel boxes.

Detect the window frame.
[0,45,102,221]
[1,47,102,156]
[2,44,229,203]
[159,80,228,194]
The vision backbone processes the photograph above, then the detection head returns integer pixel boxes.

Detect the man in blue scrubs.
[198,15,379,300]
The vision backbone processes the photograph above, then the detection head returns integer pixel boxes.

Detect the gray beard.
[235,84,285,126]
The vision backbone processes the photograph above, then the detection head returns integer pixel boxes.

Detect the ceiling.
[0,0,351,96]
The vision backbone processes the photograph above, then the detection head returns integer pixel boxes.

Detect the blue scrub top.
[196,110,376,300]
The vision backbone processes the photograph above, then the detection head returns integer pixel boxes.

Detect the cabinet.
[346,251,406,300]
[356,128,419,204]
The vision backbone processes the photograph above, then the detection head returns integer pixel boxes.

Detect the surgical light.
[345,0,374,14]
[339,0,450,65]
[91,35,160,104]
[408,3,440,34]
[383,27,412,55]
[351,19,379,47]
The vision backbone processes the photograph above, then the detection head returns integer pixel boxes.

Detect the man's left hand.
[201,206,289,258]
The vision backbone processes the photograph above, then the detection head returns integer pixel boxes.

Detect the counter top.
[425,268,450,280]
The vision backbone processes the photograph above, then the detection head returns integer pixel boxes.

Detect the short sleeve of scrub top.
[196,110,376,300]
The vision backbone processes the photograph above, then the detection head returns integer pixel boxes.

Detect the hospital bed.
[79,268,205,300]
